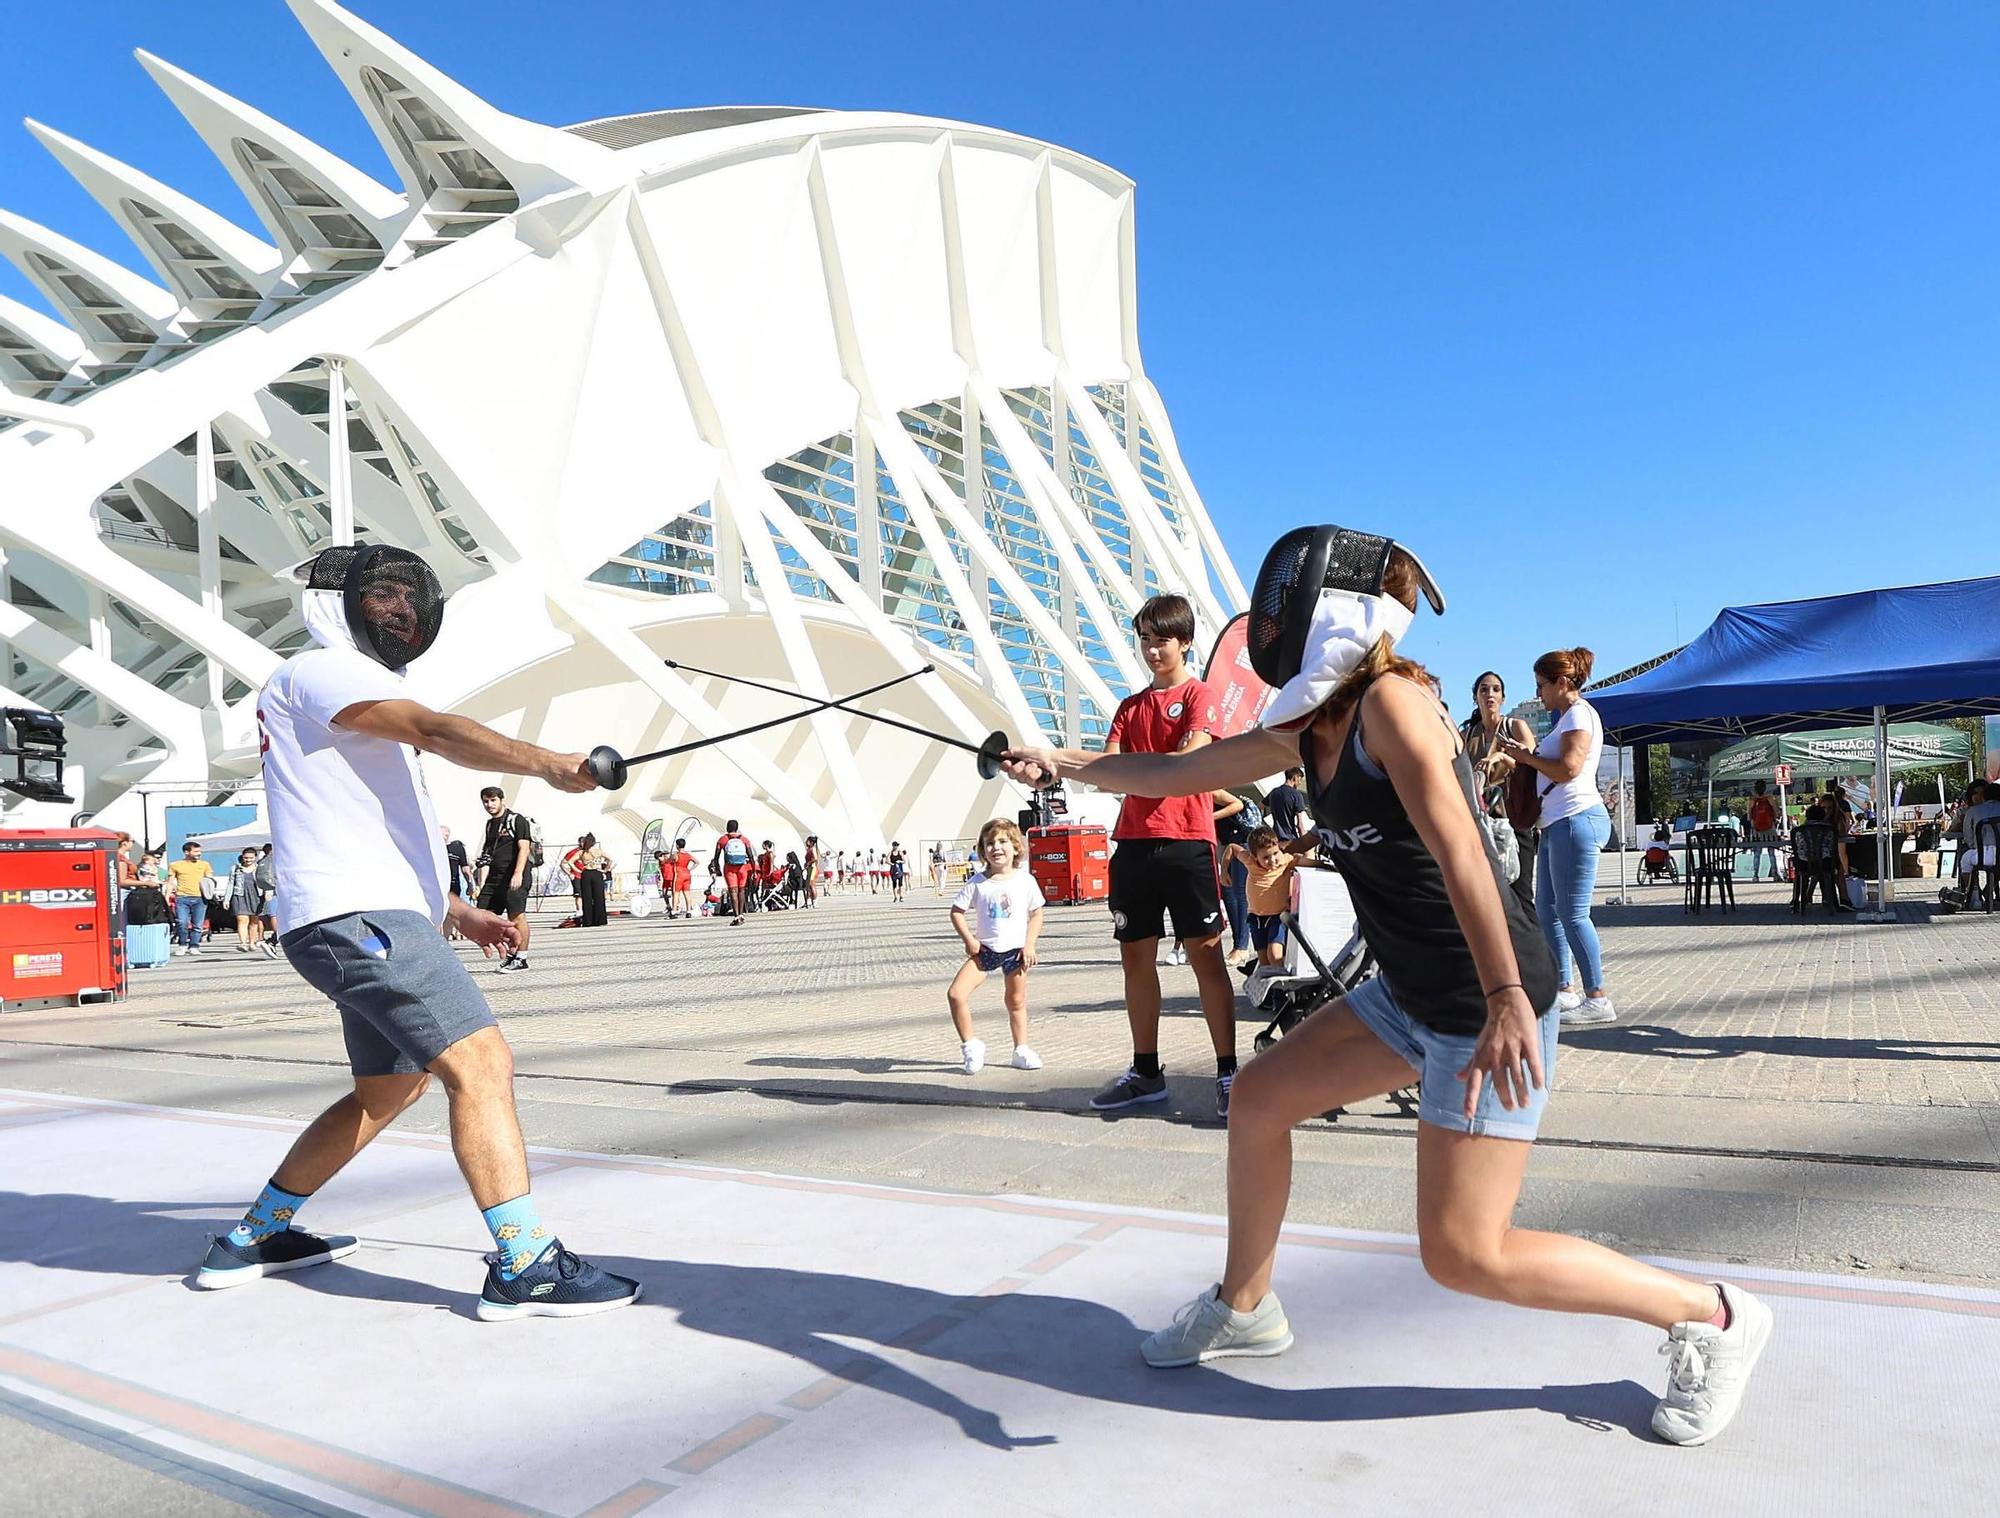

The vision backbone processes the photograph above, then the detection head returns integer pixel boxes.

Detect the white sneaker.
[1652,1283,1774,1445]
[1140,1285,1294,1367]
[1555,989,1584,1012]
[171,945,185,957]
[1010,1045,1042,1070]
[1561,995,1618,1026]
[961,1039,986,1075]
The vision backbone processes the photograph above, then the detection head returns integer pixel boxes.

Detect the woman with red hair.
[1500,647,1614,1025]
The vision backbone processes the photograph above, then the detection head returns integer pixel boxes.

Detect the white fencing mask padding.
[1247,524,1445,732]
[1261,590,1415,731]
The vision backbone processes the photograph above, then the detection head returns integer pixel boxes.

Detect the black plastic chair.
[1789,823,1841,916]
[1973,817,2000,913]
[1682,827,1739,915]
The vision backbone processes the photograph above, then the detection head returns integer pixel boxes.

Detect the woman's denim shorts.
[1342,974,1560,1140]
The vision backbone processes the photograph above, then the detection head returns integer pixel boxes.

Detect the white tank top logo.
[1319,823,1385,853]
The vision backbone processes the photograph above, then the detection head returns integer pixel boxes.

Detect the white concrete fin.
[135,49,405,265]
[23,121,282,306]
[0,293,86,397]
[0,211,177,367]
[286,0,619,205]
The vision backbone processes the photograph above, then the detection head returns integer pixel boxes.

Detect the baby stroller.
[781,857,810,908]
[1239,863,1417,1121]
[1639,838,1678,884]
[750,864,792,913]
[1243,863,1373,1052]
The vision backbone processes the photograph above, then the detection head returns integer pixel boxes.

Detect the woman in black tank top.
[998,545,1772,1447]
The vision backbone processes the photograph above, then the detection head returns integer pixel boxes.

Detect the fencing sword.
[666,658,1045,787]
[584,664,1012,789]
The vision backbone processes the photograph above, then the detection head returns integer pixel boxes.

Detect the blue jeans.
[1536,806,1610,991]
[1222,853,1250,951]
[174,893,207,948]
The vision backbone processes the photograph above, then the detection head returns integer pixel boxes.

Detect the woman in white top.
[1501,646,1614,1025]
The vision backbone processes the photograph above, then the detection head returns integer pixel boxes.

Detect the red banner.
[1203,612,1277,740]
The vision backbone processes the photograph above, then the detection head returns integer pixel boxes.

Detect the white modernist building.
[0,0,1246,858]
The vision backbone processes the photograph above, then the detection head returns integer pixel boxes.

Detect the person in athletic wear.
[714,820,754,924]
[890,841,909,902]
[802,836,820,907]
[198,545,637,1320]
[1092,592,1239,1121]
[476,787,533,972]
[668,838,696,918]
[1000,524,1772,1448]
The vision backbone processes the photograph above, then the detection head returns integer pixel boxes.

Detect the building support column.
[194,425,225,707]
[326,358,355,547]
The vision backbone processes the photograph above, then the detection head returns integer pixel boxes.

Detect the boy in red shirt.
[1091,593,1239,1120]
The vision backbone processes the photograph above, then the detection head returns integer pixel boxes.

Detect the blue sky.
[4,1,1996,720]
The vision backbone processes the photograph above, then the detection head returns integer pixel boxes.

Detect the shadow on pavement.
[1563,1024,2000,1063]
[0,1193,1657,1449]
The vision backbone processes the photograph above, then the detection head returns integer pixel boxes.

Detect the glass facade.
[584,380,1215,749]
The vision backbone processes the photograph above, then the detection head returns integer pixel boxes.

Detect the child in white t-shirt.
[947,818,1046,1074]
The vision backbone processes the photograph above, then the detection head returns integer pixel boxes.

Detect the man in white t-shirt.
[195,545,639,1322]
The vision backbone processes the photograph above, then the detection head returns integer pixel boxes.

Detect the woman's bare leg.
[1415,1125,1717,1329]
[1218,1004,1418,1310]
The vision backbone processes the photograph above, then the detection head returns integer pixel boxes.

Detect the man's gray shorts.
[281,909,497,1077]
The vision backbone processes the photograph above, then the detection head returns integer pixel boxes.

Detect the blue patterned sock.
[228,1178,311,1248]
[482,1194,553,1279]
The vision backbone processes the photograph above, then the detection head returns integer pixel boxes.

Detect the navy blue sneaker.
[475,1240,641,1321]
[194,1228,358,1290]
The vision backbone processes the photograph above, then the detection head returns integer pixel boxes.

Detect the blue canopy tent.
[1590,576,2000,917]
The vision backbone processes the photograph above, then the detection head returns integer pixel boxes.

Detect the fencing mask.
[297,545,446,670]
[1247,525,1445,731]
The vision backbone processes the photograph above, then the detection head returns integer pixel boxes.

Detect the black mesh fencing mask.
[1247,526,1445,727]
[303,545,446,670]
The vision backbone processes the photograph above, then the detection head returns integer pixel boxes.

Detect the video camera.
[1,707,73,804]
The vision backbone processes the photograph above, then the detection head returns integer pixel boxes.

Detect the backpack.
[511,812,545,872]
[1749,795,1776,834]
[1505,763,1544,833]
[1237,796,1265,833]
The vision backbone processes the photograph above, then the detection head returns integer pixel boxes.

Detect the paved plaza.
[3,881,1999,1513]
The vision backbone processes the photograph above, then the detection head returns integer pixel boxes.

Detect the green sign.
[1707,723,1971,784]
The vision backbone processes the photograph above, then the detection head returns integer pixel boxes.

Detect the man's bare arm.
[335,699,594,793]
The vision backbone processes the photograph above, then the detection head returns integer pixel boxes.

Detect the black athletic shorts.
[478,883,528,917]
[1107,837,1223,944]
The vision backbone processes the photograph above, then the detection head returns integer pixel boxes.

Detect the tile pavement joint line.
[0,1345,554,1518]
[578,1478,678,1517]
[666,1412,789,1475]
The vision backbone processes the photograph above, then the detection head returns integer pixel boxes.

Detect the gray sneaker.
[1652,1282,1774,1446]
[1090,1066,1167,1110]
[1560,996,1617,1026]
[1141,1284,1294,1368]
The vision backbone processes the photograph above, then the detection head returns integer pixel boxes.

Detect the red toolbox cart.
[1028,824,1110,906]
[0,827,125,1012]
